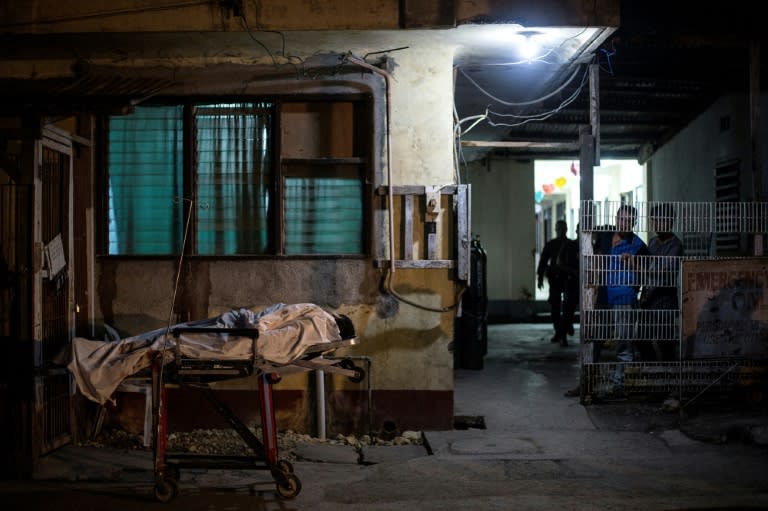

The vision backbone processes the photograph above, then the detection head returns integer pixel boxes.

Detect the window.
[105,99,370,256]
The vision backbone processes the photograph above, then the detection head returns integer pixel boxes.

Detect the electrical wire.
[453,26,597,162]
[457,64,585,107]
[452,102,466,185]
[477,48,556,67]
[346,51,466,313]
[485,66,590,128]
[158,197,196,388]
[381,268,467,313]
[599,47,616,76]
[454,61,591,138]
[237,16,279,68]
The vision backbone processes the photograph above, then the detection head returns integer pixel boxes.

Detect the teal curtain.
[195,103,272,255]
[284,176,362,254]
[108,101,364,256]
[108,106,183,255]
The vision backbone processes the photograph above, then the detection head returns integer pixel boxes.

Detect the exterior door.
[0,126,74,476]
[33,128,75,460]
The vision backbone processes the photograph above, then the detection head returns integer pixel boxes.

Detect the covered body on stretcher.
[67,303,360,405]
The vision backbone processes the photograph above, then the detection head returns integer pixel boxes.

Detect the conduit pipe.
[316,365,326,440]
[345,54,396,277]
[347,54,460,313]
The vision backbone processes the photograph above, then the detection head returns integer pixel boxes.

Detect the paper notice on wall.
[45,233,66,278]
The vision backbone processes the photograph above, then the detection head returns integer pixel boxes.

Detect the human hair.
[617,204,637,221]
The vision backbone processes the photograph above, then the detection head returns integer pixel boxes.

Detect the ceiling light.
[518,30,541,61]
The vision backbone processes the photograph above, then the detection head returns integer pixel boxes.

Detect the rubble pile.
[81,427,424,460]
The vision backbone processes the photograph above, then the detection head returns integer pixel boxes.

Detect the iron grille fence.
[578,200,768,401]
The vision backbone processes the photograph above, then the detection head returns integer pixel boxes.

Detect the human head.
[649,203,675,233]
[615,204,637,233]
[555,220,567,238]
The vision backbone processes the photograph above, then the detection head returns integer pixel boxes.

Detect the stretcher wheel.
[340,359,365,383]
[154,477,179,503]
[276,459,294,474]
[275,473,302,499]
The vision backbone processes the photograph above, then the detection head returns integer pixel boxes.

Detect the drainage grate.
[453,415,486,430]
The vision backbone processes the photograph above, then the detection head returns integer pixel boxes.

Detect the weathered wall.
[89,30,460,435]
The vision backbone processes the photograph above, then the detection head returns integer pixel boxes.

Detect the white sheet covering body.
[68,303,343,405]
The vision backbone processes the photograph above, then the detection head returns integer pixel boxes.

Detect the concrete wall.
[466,157,540,321]
[648,94,754,202]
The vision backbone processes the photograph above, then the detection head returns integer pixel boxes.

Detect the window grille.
[107,105,183,255]
[105,100,369,256]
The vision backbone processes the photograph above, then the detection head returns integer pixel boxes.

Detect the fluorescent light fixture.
[518,30,541,61]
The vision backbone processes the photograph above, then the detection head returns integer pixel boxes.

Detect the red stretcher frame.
[150,325,363,503]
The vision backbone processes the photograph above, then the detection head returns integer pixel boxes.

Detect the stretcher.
[65,303,363,503]
[152,317,365,502]
[150,312,363,503]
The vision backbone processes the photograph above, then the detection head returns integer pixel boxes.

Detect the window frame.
[98,94,373,259]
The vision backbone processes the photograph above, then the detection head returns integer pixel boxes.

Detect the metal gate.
[36,136,74,455]
[0,128,74,476]
[578,200,768,402]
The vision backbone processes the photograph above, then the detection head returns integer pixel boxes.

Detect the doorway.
[534,159,645,301]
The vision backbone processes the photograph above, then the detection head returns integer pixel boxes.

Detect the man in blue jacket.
[606,204,648,393]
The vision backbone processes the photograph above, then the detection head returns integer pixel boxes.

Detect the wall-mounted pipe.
[344,54,396,277]
[315,365,326,440]
[346,54,461,313]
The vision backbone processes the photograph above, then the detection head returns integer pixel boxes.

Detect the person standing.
[537,220,578,346]
[636,203,684,361]
[591,225,615,362]
[607,204,648,393]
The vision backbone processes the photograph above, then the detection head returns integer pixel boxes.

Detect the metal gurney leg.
[152,359,176,503]
[150,327,302,503]
[151,370,301,502]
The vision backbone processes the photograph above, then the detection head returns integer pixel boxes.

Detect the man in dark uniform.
[537,220,578,346]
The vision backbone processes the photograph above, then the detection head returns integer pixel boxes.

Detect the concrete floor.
[2,323,768,510]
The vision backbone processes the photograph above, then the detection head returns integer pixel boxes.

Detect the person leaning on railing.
[636,203,683,361]
[607,204,649,395]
